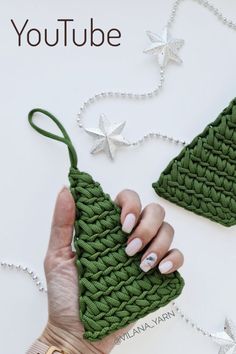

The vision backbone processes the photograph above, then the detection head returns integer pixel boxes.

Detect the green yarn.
[153,97,236,227]
[28,108,184,341]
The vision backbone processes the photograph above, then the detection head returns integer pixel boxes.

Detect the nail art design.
[140,253,158,272]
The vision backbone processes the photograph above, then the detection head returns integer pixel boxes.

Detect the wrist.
[39,322,105,354]
[39,322,81,354]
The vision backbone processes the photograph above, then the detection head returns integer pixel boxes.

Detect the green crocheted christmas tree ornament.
[153,97,236,227]
[28,109,184,341]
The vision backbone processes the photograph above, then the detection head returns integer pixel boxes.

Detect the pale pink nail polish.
[125,238,142,256]
[122,213,136,233]
[140,253,158,272]
[159,261,173,274]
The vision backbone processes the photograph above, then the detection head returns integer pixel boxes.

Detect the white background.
[0,0,236,353]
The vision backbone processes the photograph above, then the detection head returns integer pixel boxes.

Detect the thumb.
[48,186,76,252]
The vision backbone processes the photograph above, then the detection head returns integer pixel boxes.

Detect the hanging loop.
[28,108,78,169]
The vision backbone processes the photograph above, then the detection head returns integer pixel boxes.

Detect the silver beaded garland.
[0,261,47,293]
[172,301,212,338]
[76,0,236,158]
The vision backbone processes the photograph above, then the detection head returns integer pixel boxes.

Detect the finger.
[139,222,174,272]
[125,203,165,257]
[115,189,142,234]
[159,249,184,274]
[48,186,76,252]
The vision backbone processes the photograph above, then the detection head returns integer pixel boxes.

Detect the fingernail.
[140,253,158,273]
[159,261,173,274]
[122,213,136,233]
[125,238,142,256]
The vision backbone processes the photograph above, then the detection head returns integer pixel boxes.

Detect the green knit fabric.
[153,97,236,227]
[28,108,184,341]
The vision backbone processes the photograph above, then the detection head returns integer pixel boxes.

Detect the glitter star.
[85,115,130,160]
[212,318,236,354]
[144,26,184,67]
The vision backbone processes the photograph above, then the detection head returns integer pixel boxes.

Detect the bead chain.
[0,260,214,339]
[76,0,236,150]
[0,261,47,293]
[168,0,236,29]
[76,57,186,148]
[76,68,166,130]
[172,301,213,339]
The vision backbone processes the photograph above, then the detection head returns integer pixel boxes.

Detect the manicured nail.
[125,238,142,256]
[140,253,158,273]
[122,213,136,233]
[159,261,173,274]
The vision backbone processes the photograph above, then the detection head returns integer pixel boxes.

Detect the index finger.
[115,189,142,234]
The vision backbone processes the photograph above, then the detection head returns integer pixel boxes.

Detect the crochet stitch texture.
[153,98,236,227]
[69,167,184,340]
[28,109,184,341]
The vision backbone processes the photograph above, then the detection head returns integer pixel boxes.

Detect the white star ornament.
[144,26,185,67]
[212,318,236,354]
[85,115,130,160]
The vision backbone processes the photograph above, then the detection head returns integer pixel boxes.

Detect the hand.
[39,187,184,354]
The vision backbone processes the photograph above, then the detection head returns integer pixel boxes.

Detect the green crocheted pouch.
[28,109,184,341]
[153,97,236,227]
